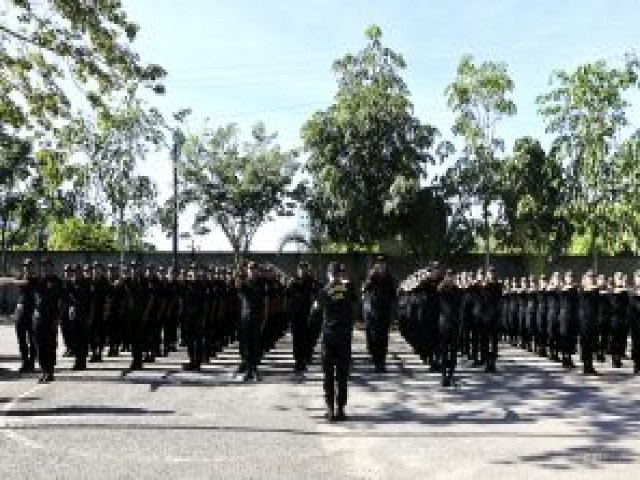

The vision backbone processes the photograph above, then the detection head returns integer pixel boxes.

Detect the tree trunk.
[483,200,490,272]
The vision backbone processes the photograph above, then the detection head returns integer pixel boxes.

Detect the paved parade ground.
[1,323,639,480]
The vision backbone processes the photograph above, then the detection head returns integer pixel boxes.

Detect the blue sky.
[123,0,640,252]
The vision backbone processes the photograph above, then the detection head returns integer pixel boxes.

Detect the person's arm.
[0,277,27,286]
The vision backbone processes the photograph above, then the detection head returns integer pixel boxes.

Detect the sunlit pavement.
[1,323,639,479]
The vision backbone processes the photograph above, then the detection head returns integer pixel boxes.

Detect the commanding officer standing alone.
[318,262,357,422]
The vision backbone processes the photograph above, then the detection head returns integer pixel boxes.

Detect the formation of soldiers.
[398,264,640,386]
[4,255,640,421]
[0,257,324,384]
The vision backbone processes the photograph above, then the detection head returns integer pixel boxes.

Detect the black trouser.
[34,314,57,375]
[90,308,105,357]
[184,310,204,368]
[480,316,499,370]
[366,314,391,368]
[610,318,628,358]
[60,310,73,353]
[239,313,262,373]
[580,318,597,370]
[15,307,36,367]
[630,312,640,369]
[291,311,310,371]
[71,307,90,367]
[322,340,350,410]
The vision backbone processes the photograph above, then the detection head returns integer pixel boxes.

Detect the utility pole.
[171,129,185,273]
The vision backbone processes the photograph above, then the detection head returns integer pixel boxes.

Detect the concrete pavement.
[1,324,640,479]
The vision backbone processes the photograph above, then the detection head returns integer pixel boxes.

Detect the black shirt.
[16,276,38,313]
[319,280,357,344]
[36,274,63,318]
[239,278,266,320]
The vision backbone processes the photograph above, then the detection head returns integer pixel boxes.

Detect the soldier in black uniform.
[362,255,397,373]
[105,264,124,357]
[479,267,502,373]
[0,259,38,373]
[34,258,63,382]
[628,270,640,375]
[609,272,629,369]
[124,261,148,371]
[287,261,319,374]
[558,271,578,369]
[60,264,74,357]
[318,262,357,422]
[68,264,92,370]
[162,266,180,357]
[437,268,461,386]
[89,263,109,363]
[182,264,207,372]
[578,270,599,375]
[236,262,266,381]
[535,275,548,357]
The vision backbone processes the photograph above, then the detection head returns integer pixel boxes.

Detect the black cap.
[297,261,310,269]
[40,257,52,266]
[374,255,386,263]
[22,258,34,267]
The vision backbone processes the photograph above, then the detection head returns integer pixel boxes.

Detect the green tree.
[301,25,439,249]
[537,56,640,269]
[445,54,517,268]
[0,0,165,131]
[178,122,301,262]
[48,217,117,251]
[63,92,164,259]
[498,137,570,257]
[0,129,38,263]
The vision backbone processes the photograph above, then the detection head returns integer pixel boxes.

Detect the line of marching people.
[502,269,640,375]
[0,257,324,383]
[397,264,640,386]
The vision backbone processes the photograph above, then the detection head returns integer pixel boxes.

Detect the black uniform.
[34,274,63,379]
[558,286,578,367]
[287,275,319,373]
[89,275,109,361]
[578,287,599,374]
[68,275,92,370]
[319,279,356,416]
[627,291,640,374]
[362,271,397,372]
[124,275,148,370]
[480,281,502,372]
[237,277,266,378]
[182,279,207,371]
[15,276,37,371]
[609,289,629,368]
[438,280,461,386]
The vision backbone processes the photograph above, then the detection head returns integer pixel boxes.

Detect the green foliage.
[48,217,117,251]
[444,54,517,262]
[301,25,440,249]
[497,137,571,255]
[62,92,163,252]
[178,122,301,258]
[0,0,165,131]
[537,56,640,261]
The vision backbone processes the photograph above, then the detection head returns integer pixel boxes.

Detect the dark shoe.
[634,364,640,375]
[325,408,335,422]
[334,408,346,422]
[253,369,262,382]
[442,377,452,387]
[128,362,142,371]
[182,363,195,371]
[38,374,47,383]
[241,371,254,382]
[18,363,34,374]
[583,366,598,376]
[72,363,86,371]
